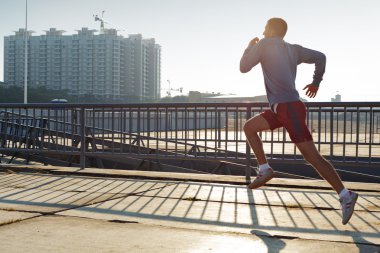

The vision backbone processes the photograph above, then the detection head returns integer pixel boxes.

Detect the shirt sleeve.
[296,45,326,87]
[240,40,264,73]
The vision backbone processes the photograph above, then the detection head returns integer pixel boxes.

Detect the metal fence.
[0,102,379,172]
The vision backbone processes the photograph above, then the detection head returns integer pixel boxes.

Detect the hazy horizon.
[1,0,379,102]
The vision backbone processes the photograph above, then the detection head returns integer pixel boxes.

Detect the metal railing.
[0,102,379,173]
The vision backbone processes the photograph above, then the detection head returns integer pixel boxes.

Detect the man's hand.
[303,84,319,98]
[248,37,260,47]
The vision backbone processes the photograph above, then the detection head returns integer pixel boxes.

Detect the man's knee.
[243,120,256,134]
[297,141,324,163]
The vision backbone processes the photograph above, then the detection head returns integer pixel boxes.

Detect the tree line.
[0,85,189,103]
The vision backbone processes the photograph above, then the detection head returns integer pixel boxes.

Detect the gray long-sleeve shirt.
[240,37,326,106]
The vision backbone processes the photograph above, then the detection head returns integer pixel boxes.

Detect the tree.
[0,86,76,103]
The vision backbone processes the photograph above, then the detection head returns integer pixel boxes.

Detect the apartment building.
[4,28,161,101]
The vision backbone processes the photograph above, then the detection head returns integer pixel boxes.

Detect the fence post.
[245,105,252,181]
[330,106,334,160]
[217,110,222,148]
[80,107,86,170]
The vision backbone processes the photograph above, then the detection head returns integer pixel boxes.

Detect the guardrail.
[0,102,379,172]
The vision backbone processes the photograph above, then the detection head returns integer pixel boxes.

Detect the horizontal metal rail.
[0,102,379,173]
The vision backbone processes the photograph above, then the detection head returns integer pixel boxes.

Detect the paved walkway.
[0,165,379,252]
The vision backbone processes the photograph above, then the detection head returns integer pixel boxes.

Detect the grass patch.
[0,208,16,211]
[182,196,202,201]
[12,185,26,189]
[0,219,23,226]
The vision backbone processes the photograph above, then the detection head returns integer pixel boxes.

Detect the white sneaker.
[249,168,274,189]
[340,190,359,225]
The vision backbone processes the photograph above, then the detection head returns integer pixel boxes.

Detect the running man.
[240,17,358,225]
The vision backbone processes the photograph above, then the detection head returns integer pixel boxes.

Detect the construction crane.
[93,11,106,33]
[93,11,125,34]
[163,80,183,97]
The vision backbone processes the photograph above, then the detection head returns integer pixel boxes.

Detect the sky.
[1,0,379,102]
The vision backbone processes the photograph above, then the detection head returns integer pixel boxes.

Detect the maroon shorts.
[261,100,313,143]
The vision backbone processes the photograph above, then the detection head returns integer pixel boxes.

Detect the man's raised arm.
[240,37,261,73]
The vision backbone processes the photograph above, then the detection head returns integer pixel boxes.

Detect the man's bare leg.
[296,140,344,193]
[296,140,359,225]
[243,115,271,165]
[243,115,275,189]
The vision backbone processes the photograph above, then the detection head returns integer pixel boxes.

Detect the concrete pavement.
[0,165,379,252]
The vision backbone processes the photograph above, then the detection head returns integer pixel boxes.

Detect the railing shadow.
[0,172,379,247]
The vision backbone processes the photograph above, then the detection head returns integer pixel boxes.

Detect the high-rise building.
[3,28,161,101]
[126,34,161,101]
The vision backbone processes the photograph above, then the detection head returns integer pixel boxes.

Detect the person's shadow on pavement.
[354,234,380,253]
[250,230,286,253]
